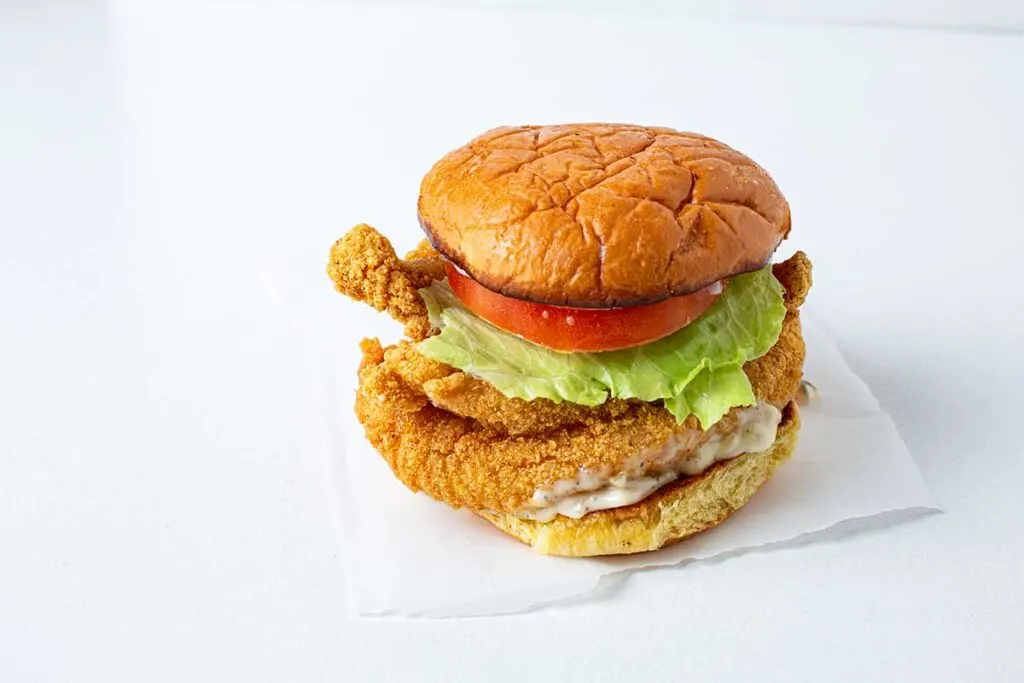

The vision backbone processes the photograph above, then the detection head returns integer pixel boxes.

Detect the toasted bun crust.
[477,403,799,556]
[419,124,791,307]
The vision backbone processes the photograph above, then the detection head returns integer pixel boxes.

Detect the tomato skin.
[445,263,723,353]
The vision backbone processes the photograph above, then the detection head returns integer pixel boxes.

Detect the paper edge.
[355,504,940,619]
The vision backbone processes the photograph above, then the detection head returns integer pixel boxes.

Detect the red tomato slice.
[445,263,723,353]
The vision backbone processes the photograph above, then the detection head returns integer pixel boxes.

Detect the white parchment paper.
[329,318,938,617]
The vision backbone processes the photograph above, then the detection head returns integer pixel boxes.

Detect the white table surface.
[2,2,1023,681]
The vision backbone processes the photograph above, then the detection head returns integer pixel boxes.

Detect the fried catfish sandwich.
[327,123,812,557]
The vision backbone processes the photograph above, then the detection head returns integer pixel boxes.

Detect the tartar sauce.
[517,403,782,522]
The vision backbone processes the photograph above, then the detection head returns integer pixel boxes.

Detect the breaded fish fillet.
[329,225,812,514]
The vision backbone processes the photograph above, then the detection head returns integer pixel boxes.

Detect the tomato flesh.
[445,263,723,353]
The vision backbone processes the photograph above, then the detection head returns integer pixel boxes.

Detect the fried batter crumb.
[774,251,812,310]
[403,239,448,286]
[326,225,446,339]
[358,337,385,372]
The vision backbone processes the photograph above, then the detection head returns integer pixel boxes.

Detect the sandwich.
[327,123,812,557]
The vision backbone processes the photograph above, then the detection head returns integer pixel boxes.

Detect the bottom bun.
[477,402,800,557]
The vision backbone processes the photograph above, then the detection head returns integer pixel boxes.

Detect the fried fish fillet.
[329,225,812,514]
[327,224,442,340]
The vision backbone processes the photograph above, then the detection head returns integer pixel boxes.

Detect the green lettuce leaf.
[663,364,757,430]
[418,266,785,428]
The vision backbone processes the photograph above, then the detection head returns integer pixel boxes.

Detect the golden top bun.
[478,403,799,556]
[418,124,791,307]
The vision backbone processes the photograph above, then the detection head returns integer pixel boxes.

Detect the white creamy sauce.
[517,403,782,522]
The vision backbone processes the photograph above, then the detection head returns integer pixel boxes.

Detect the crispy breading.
[357,358,713,513]
[774,251,812,311]
[357,337,385,372]
[326,225,445,340]
[371,340,638,436]
[402,239,448,285]
[329,224,813,513]
[355,315,804,512]
[425,373,637,436]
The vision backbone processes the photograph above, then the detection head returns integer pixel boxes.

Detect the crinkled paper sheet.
[327,319,938,618]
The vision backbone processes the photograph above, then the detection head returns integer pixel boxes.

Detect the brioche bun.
[419,124,790,308]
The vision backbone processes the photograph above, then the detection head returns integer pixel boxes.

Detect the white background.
[354,0,1024,31]
[2,1,1023,681]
